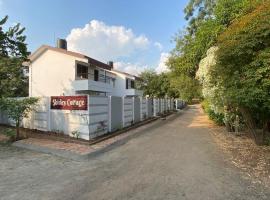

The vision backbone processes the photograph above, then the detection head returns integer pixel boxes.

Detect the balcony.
[74,72,114,93]
[125,89,144,97]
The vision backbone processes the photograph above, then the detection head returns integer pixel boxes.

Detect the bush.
[201,100,210,111]
[201,100,224,126]
[207,109,224,126]
[0,97,39,140]
[2,128,16,141]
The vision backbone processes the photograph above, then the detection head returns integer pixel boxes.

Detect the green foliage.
[204,1,270,142]
[214,0,259,27]
[170,74,201,102]
[0,97,39,139]
[184,0,216,35]
[167,19,221,101]
[168,0,264,104]
[71,131,80,139]
[201,99,211,112]
[208,109,224,126]
[137,70,179,98]
[202,100,224,125]
[212,1,270,114]
[2,128,16,138]
[0,15,30,98]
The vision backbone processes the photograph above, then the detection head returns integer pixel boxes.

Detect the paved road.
[1,105,270,200]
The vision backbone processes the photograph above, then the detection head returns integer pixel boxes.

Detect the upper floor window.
[126,78,135,89]
[77,64,88,79]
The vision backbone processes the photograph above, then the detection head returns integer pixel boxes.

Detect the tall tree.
[184,0,216,35]
[168,0,263,103]
[0,16,30,97]
[137,70,179,98]
[210,1,270,143]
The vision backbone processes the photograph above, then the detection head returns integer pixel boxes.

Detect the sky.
[0,0,189,75]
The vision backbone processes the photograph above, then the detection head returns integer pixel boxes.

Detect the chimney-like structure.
[57,38,67,50]
[108,61,114,68]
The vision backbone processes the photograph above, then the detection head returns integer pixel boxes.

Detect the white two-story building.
[112,70,143,97]
[26,39,143,97]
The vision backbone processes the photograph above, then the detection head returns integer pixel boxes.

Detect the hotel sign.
[51,96,88,110]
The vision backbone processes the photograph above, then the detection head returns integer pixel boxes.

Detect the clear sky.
[0,0,189,74]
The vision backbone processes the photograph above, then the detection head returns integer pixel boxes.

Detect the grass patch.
[0,127,16,142]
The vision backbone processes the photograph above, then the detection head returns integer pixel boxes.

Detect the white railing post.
[108,96,112,132]
[122,96,125,128]
[47,97,51,131]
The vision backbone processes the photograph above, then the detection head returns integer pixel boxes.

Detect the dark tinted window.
[94,70,99,81]
[126,78,129,89]
[77,64,88,79]
[131,80,135,89]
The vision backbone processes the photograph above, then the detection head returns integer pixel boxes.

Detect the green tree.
[0,16,30,97]
[184,0,216,35]
[0,97,39,140]
[137,70,179,98]
[211,1,270,143]
[168,0,263,105]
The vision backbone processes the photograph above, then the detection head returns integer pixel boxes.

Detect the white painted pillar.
[122,96,125,128]
[47,97,51,131]
[108,96,112,132]
[132,97,135,123]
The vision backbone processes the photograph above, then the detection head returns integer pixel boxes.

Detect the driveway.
[0,105,269,200]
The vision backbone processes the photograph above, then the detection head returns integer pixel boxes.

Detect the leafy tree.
[184,0,216,35]
[168,0,264,105]
[210,1,270,143]
[170,74,201,102]
[0,97,39,140]
[214,0,263,27]
[167,19,221,101]
[137,70,179,98]
[0,15,30,97]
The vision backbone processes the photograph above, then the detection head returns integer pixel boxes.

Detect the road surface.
[1,105,269,200]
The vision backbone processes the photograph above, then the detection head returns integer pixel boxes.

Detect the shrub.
[201,99,224,126]
[207,109,224,126]
[0,97,39,140]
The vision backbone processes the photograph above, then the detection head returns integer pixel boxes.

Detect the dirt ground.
[198,106,270,188]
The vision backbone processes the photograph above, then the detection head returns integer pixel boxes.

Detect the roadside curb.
[12,141,90,161]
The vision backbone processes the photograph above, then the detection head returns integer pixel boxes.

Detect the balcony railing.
[76,72,114,84]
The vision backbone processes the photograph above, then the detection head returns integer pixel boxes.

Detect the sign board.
[51,96,88,110]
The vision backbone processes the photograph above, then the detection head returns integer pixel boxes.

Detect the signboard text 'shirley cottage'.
[26,39,143,97]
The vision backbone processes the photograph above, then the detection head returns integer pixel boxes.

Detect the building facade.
[27,40,143,97]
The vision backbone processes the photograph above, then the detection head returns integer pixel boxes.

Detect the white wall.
[0,96,175,140]
[112,71,130,97]
[30,49,145,97]
[112,71,143,97]
[88,96,109,139]
[140,97,148,120]
[153,99,160,117]
[122,97,133,127]
[29,49,88,97]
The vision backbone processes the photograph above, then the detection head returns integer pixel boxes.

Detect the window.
[77,64,88,79]
[131,80,135,89]
[126,78,129,89]
[126,78,135,89]
[94,69,99,81]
